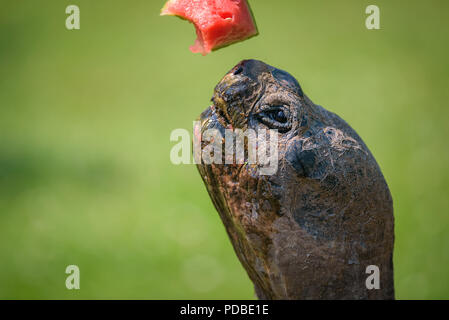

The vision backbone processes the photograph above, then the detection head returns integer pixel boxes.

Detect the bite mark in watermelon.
[161,0,258,56]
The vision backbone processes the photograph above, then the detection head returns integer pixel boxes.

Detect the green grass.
[0,0,448,299]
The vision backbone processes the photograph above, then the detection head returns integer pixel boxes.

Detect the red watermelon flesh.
[161,0,258,55]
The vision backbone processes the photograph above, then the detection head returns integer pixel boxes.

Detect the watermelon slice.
[161,0,258,55]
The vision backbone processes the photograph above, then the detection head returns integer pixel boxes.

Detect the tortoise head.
[211,59,304,132]
[195,60,394,299]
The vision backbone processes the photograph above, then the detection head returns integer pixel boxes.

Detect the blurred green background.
[0,0,448,299]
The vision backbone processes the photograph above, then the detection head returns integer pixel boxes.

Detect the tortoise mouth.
[211,68,260,129]
[211,71,245,129]
[211,97,232,128]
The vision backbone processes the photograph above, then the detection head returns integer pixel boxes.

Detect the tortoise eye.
[272,110,288,123]
[257,105,292,133]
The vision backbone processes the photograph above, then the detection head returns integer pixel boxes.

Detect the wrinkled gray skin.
[196,60,394,300]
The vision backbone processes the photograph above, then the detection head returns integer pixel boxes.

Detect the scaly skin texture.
[195,60,394,300]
